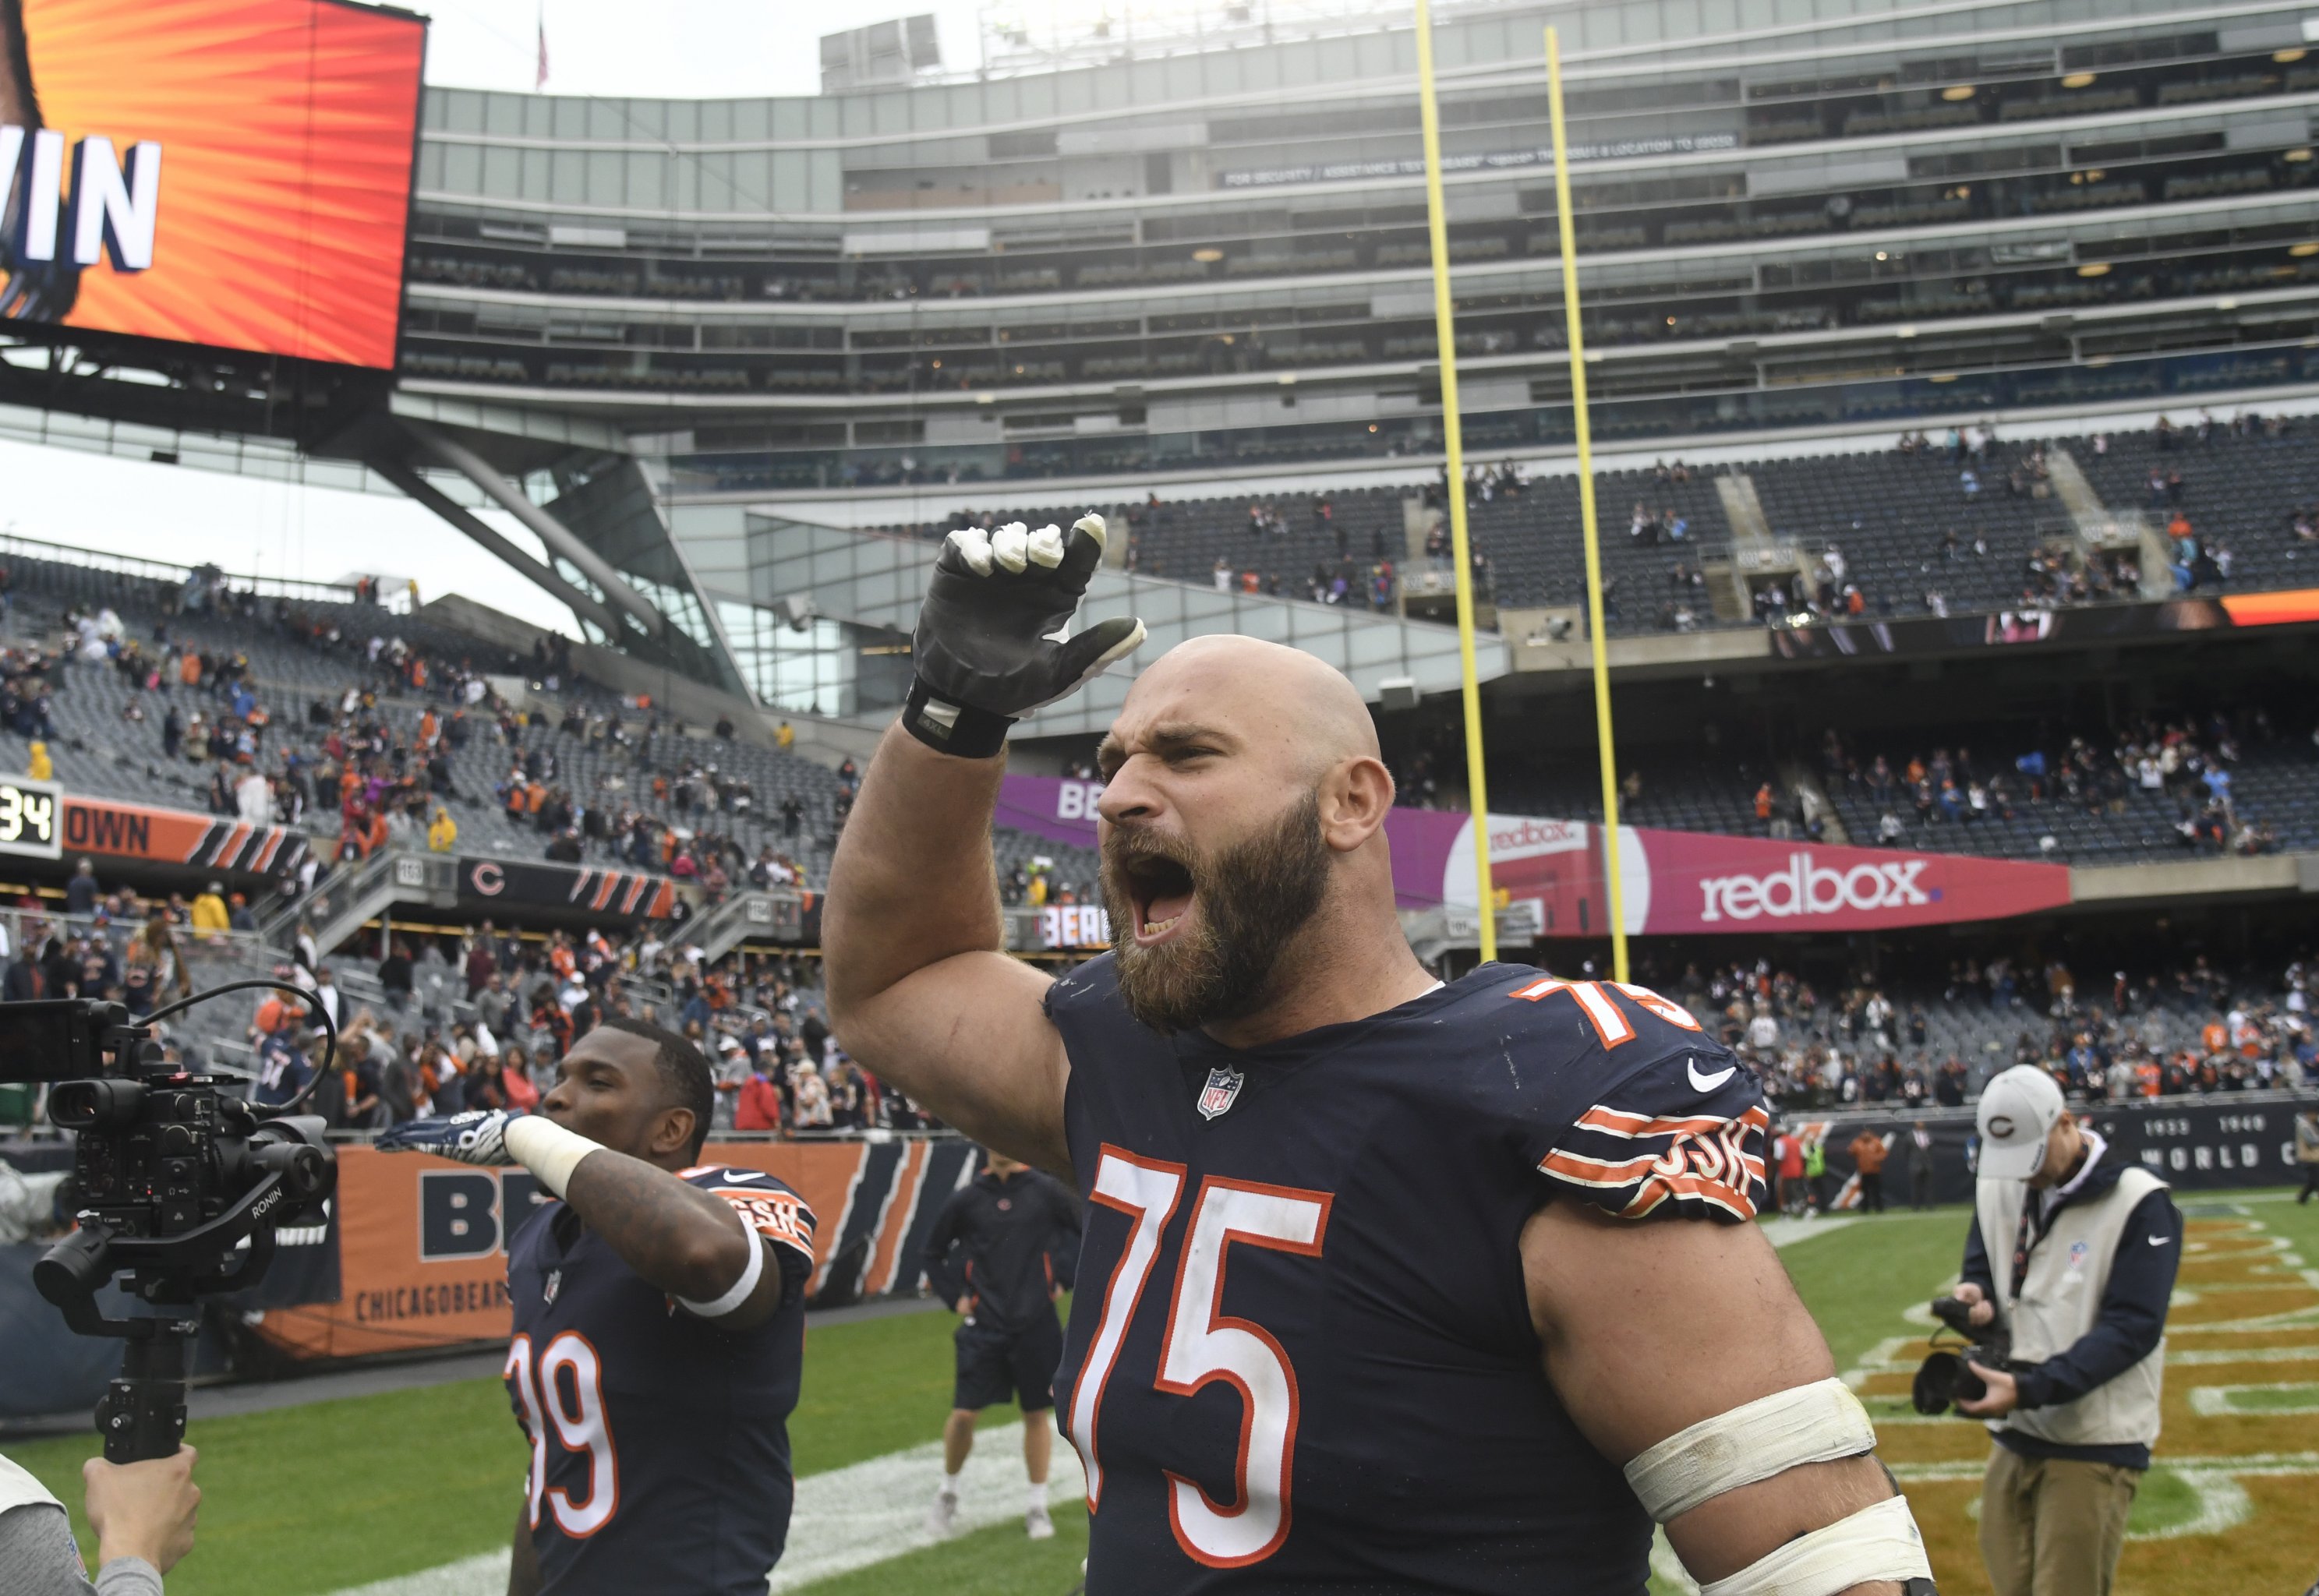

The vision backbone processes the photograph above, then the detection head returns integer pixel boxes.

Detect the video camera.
[0,992,337,1461]
[1911,1294,2027,1416]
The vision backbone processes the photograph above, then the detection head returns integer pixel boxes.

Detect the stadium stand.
[876,415,2315,637]
[0,538,1101,895]
[1656,945,2314,1113]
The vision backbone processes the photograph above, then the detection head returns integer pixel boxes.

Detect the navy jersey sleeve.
[1489,974,1769,1223]
[682,1166,818,1305]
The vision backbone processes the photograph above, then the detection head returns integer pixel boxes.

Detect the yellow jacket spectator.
[775,720,795,751]
[26,740,51,782]
[429,807,458,853]
[190,881,230,934]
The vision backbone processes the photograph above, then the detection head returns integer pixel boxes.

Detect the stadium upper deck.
[401,0,2319,489]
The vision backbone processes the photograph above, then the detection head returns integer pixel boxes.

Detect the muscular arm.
[1522,1202,1903,1592]
[560,1151,783,1329]
[822,726,1072,1174]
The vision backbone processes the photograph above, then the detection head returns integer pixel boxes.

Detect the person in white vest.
[1950,1065,2180,1596]
[0,1442,200,1594]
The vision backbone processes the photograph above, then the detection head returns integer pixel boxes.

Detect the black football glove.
[903,514,1145,758]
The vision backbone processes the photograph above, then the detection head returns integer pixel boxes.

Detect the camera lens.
[1912,1350,1961,1414]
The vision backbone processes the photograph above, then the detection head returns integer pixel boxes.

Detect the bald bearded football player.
[825,514,1935,1595]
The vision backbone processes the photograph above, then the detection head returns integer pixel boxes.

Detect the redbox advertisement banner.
[996,776,2073,936]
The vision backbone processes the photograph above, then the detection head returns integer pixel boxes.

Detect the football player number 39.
[507,1332,620,1537]
[1068,1147,1332,1568]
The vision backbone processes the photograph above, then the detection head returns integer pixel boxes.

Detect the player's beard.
[1101,790,1331,1036]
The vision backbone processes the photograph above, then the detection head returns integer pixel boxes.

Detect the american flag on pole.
[536,6,550,89]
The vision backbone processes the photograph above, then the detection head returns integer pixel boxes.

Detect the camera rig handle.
[32,1118,333,1464]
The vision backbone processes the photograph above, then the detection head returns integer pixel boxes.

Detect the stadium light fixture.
[2291,242,2319,256]
[1941,84,1977,101]
[1191,246,1224,263]
[2276,48,2307,63]
[2061,72,2097,88]
[2217,298,2239,310]
[2289,148,2315,163]
[1928,373,1959,383]
[2077,262,2112,277]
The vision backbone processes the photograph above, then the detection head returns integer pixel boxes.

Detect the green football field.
[5,1191,2315,1595]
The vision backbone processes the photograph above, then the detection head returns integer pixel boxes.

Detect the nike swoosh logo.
[716,1171,763,1182]
[1688,1059,1737,1092]
[2150,1234,2169,1246]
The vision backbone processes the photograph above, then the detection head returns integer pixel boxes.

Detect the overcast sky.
[6,2,1006,637]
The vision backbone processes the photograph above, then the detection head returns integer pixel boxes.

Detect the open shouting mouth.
[1118,847,1197,948]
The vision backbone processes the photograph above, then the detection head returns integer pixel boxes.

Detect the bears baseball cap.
[1976,1065,2066,1180]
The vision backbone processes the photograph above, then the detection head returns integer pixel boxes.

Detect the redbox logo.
[1699,853,1933,922]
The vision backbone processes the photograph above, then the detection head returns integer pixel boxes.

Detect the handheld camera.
[1911,1294,2023,1416]
[0,992,336,1460]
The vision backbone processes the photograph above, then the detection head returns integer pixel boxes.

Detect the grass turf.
[0,1301,1023,1596]
[7,1195,2313,1594]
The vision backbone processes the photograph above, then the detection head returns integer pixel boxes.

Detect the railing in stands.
[0,528,412,614]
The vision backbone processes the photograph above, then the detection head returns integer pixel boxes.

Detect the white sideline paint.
[1758,1215,1858,1248]
[327,1216,1848,1596]
[327,1421,1084,1596]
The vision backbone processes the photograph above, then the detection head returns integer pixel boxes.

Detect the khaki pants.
[1978,1445,2139,1596]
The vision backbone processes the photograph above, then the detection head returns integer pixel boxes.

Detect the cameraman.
[1953,1065,2180,1596]
[0,1444,200,1594]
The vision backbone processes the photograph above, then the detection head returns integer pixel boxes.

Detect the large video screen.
[0,0,425,370]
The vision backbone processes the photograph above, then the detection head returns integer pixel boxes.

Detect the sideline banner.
[995,776,2072,936]
[1796,1096,2307,1209]
[62,793,307,876]
[247,1139,978,1360]
[0,0,426,368]
[454,857,679,920]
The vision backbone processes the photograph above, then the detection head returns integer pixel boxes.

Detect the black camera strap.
[2010,1202,2038,1301]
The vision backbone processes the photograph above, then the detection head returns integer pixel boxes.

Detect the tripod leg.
[96,1322,193,1464]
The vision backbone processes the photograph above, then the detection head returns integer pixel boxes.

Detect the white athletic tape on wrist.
[677,1219,766,1319]
[1697,1495,1933,1596]
[1624,1376,1876,1522]
[503,1115,600,1200]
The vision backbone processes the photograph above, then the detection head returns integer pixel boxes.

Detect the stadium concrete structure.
[0,0,2314,746]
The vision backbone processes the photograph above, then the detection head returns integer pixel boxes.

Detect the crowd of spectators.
[239,920,928,1139]
[1651,946,2316,1114]
[1817,705,2294,857]
[10,560,840,897]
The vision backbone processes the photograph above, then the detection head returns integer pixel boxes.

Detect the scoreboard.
[0,779,62,860]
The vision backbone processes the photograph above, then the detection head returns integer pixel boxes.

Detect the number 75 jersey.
[1045,959,1767,1594]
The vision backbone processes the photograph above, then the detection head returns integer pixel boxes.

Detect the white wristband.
[504,1114,600,1199]
[677,1220,767,1319]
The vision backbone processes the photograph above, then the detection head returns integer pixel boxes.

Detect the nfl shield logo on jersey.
[1196,1065,1245,1121]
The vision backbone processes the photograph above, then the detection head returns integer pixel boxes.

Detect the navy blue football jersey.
[504,1164,818,1596]
[1046,959,1767,1594]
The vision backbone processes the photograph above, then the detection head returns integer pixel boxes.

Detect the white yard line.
[328,1420,1084,1596]
[1759,1215,1859,1248]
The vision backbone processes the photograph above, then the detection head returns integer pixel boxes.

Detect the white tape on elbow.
[503,1115,600,1200]
[677,1222,766,1319]
[1624,1376,1877,1522]
[1698,1495,1934,1596]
